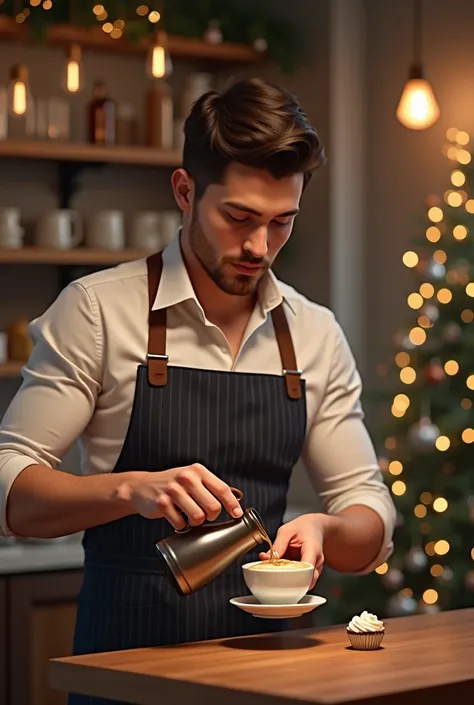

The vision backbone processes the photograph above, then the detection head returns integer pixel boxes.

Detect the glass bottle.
[87,80,116,145]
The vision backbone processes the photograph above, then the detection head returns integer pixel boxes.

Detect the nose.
[243,226,269,260]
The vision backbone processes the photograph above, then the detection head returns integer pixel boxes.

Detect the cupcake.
[346,610,385,650]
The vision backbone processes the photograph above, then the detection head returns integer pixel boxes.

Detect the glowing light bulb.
[62,45,83,93]
[396,66,440,130]
[8,64,30,116]
[147,31,173,79]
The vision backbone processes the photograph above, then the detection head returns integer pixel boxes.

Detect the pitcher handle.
[174,486,244,534]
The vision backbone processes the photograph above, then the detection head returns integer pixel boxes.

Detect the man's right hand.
[122,464,243,531]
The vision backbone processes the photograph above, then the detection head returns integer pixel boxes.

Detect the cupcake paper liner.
[346,629,385,650]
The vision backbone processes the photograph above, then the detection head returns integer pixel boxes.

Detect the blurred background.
[1,1,474,702]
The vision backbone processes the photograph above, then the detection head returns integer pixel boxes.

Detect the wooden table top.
[50,608,474,705]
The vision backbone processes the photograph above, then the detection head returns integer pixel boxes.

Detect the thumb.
[270,525,294,559]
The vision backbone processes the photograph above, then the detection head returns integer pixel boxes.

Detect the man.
[0,78,395,703]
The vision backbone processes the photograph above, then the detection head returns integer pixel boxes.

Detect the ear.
[171,169,195,212]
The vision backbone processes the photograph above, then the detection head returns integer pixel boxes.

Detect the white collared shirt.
[0,234,396,571]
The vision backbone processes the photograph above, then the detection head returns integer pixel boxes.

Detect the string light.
[385,437,397,450]
[445,191,463,207]
[437,288,452,304]
[394,395,410,412]
[407,292,424,309]
[433,497,448,512]
[434,539,450,555]
[391,480,406,496]
[43,0,53,9]
[457,149,471,164]
[149,10,161,22]
[136,4,149,15]
[425,541,436,555]
[466,283,474,297]
[400,367,416,384]
[102,22,113,33]
[420,492,432,504]
[444,360,459,376]
[402,251,419,268]
[462,428,474,444]
[456,130,470,145]
[426,226,441,242]
[431,564,443,577]
[423,588,438,604]
[453,224,468,240]
[462,398,472,410]
[389,460,403,475]
[471,548,474,560]
[466,374,474,390]
[419,282,434,298]
[30,0,41,6]
[435,435,450,451]
[409,327,426,345]
[451,169,466,186]
[461,309,474,323]
[414,504,427,518]
[466,199,474,214]
[446,127,458,141]
[395,352,410,367]
[428,206,443,222]
[433,249,447,263]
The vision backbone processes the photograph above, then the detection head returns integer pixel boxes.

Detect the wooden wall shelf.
[0,361,24,378]
[0,246,150,265]
[0,140,182,167]
[0,16,264,65]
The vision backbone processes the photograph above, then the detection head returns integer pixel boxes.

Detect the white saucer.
[229,594,327,619]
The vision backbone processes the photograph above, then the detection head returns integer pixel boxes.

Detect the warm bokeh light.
[437,288,453,304]
[462,398,473,410]
[466,283,474,297]
[433,249,447,263]
[434,540,450,555]
[462,428,474,444]
[400,367,416,384]
[457,149,471,164]
[457,130,470,145]
[403,251,419,267]
[453,224,468,240]
[389,460,403,475]
[446,191,463,207]
[428,206,443,222]
[409,327,427,345]
[461,309,474,323]
[375,563,388,575]
[395,352,410,367]
[423,588,438,604]
[433,497,448,513]
[426,226,441,242]
[419,282,435,298]
[391,480,406,496]
[393,395,410,412]
[408,293,424,309]
[451,169,466,186]
[420,492,433,504]
[414,504,427,518]
[466,375,474,390]
[431,564,443,577]
[435,435,450,451]
[444,360,459,375]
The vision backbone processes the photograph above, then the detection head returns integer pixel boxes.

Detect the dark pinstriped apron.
[69,252,307,705]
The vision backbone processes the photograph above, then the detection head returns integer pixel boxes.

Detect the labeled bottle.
[88,80,116,145]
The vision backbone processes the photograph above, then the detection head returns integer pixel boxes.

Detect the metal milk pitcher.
[155,488,269,596]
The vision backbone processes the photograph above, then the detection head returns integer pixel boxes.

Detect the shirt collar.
[152,229,296,316]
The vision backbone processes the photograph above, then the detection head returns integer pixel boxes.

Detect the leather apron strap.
[146,252,302,399]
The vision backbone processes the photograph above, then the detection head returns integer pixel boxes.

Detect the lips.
[232,263,262,275]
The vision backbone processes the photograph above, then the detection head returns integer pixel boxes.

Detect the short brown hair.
[183,77,325,198]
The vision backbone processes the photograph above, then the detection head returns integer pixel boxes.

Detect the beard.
[188,209,270,296]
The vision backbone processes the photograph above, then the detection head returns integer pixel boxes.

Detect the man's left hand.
[259,513,325,589]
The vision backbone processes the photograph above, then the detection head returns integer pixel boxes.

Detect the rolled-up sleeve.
[0,282,102,536]
[302,317,396,574]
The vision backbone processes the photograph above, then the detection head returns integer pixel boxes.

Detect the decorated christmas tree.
[327,127,474,624]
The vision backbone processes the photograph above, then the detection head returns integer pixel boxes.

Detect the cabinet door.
[9,571,83,705]
[0,579,6,705]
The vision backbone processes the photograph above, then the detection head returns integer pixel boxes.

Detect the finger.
[166,483,207,526]
[156,495,187,531]
[268,528,292,560]
[198,469,243,517]
[309,567,321,590]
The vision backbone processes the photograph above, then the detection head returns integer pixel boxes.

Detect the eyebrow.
[223,201,300,218]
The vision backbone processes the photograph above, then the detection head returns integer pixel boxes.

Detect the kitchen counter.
[50,608,474,705]
[0,534,84,574]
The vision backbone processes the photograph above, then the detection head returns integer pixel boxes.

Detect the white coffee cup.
[0,207,24,248]
[129,211,162,251]
[87,210,125,250]
[35,209,83,249]
[242,561,314,605]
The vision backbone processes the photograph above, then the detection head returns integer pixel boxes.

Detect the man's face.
[187,163,303,296]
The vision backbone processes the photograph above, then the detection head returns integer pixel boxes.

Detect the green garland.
[1,0,302,73]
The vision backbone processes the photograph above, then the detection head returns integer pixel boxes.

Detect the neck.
[180,230,256,325]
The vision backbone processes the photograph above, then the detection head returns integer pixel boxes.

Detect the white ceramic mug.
[129,211,162,251]
[0,207,24,248]
[35,210,82,249]
[87,210,125,250]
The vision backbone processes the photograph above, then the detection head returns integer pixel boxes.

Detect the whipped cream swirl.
[347,610,384,633]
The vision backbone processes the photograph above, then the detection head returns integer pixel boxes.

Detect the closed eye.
[227,213,249,223]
